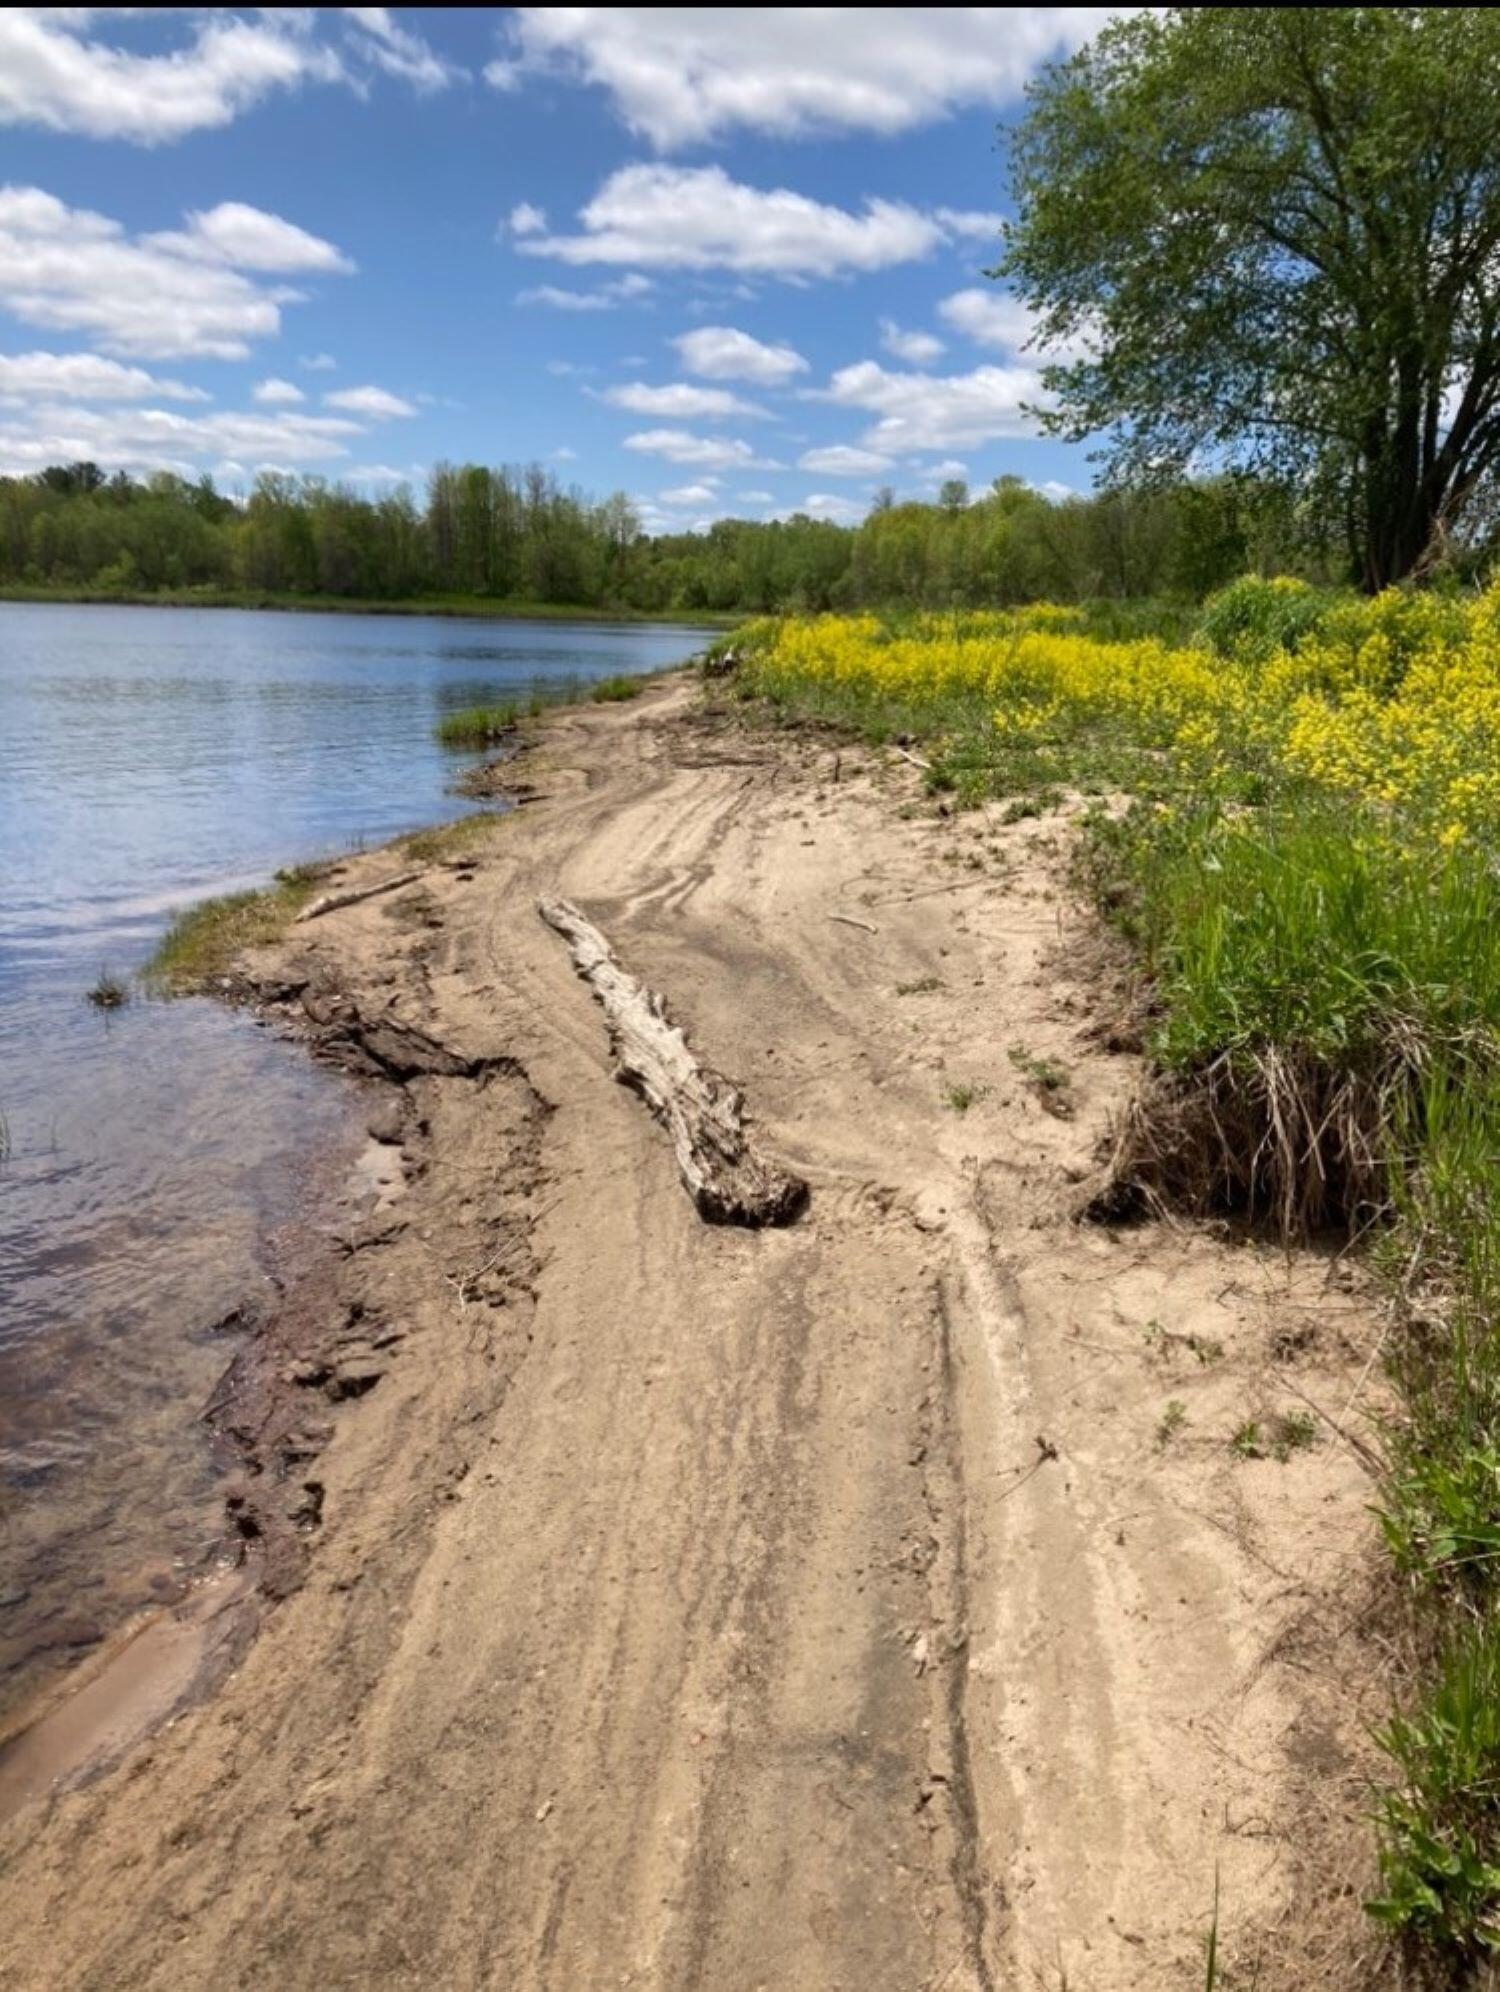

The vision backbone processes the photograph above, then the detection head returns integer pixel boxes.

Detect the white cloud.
[601,382,762,419]
[736,488,775,504]
[938,288,1037,351]
[0,400,363,478]
[623,428,774,468]
[879,318,945,365]
[801,492,864,523]
[150,203,354,274]
[922,458,970,481]
[508,201,547,236]
[934,206,1005,242]
[520,164,943,278]
[300,352,338,371]
[820,357,1043,451]
[517,273,652,311]
[343,9,462,92]
[253,377,306,406]
[553,445,578,460]
[0,185,351,359]
[1035,479,1075,502]
[659,480,719,505]
[674,325,807,385]
[491,8,1115,149]
[938,287,1091,362]
[0,350,207,403]
[798,443,894,477]
[0,9,456,145]
[324,385,417,418]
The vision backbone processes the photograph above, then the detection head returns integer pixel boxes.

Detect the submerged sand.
[0,677,1391,1988]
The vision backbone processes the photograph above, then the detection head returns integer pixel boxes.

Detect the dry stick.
[295,869,423,923]
[890,744,931,771]
[829,912,879,934]
[538,895,806,1227]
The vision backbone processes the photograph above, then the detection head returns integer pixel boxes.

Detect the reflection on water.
[0,601,716,1720]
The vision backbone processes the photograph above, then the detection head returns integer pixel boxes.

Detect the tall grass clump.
[738,579,1500,1964]
[436,703,518,749]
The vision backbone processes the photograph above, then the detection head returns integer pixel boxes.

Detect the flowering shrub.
[739,584,1500,848]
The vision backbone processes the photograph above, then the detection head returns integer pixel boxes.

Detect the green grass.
[399,813,505,865]
[145,869,321,992]
[436,703,518,748]
[590,673,645,702]
[942,1080,988,1114]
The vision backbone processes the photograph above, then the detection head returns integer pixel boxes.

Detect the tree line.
[0,460,1354,615]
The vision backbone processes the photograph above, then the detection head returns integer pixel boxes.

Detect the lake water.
[0,601,717,1722]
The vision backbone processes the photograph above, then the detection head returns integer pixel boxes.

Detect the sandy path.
[0,680,1386,1987]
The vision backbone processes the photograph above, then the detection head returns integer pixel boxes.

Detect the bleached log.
[538,896,807,1227]
[295,871,423,923]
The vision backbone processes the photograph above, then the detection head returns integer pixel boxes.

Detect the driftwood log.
[538,896,807,1227]
[295,870,423,923]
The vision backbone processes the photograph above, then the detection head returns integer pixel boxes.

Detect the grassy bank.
[0,582,740,628]
[728,580,1500,1966]
[145,866,325,992]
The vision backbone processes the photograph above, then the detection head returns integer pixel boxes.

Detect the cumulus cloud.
[150,203,354,274]
[518,164,944,278]
[623,428,776,468]
[490,8,1116,149]
[797,443,894,477]
[659,480,720,505]
[0,185,352,359]
[939,287,1092,362]
[800,492,865,523]
[0,400,363,478]
[508,202,547,236]
[601,382,762,419]
[324,385,417,418]
[300,352,338,371]
[674,325,808,385]
[0,9,458,145]
[0,351,207,403]
[820,357,1043,452]
[253,378,306,406]
[879,318,945,365]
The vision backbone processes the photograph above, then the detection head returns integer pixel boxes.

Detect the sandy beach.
[0,675,1390,1988]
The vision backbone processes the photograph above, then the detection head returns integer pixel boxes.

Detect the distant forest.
[0,459,1372,614]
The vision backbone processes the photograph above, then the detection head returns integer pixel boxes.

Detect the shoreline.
[0,587,741,629]
[0,675,1391,1985]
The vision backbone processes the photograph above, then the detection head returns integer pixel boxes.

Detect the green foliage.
[0,460,1340,617]
[1197,575,1335,662]
[589,674,643,702]
[1370,1625,1500,1954]
[1003,8,1500,588]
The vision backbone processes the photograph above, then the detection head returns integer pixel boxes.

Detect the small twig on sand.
[891,745,930,772]
[829,912,879,934]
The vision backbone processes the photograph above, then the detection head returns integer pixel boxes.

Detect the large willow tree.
[1002,7,1500,590]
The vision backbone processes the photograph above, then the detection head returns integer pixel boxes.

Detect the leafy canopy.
[1002,8,1500,588]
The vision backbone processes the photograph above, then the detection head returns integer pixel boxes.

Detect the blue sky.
[0,8,1117,532]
